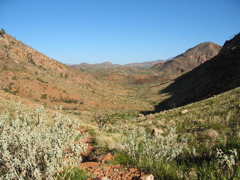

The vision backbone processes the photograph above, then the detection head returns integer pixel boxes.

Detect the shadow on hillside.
[150,33,240,113]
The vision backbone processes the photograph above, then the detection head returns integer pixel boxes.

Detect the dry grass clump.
[95,133,125,151]
[203,129,219,141]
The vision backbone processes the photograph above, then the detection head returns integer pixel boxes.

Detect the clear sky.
[1,0,240,65]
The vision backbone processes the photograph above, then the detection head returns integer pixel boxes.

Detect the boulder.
[140,174,154,180]
[151,128,164,136]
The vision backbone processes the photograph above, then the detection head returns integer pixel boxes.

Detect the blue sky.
[1,0,240,65]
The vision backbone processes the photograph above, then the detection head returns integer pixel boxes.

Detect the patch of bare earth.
[79,127,152,180]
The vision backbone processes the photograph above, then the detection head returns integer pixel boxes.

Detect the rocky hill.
[0,34,150,111]
[131,42,222,84]
[152,42,222,74]
[155,33,240,111]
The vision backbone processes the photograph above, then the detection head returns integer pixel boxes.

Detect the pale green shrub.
[0,104,87,179]
[216,148,238,170]
[121,127,188,164]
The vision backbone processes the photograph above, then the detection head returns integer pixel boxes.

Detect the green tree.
[0,28,6,35]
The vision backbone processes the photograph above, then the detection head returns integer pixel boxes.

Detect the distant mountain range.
[71,60,165,69]
[71,42,221,73]
[71,42,221,85]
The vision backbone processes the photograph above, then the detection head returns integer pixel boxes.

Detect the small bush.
[36,77,46,83]
[41,94,47,99]
[93,112,112,131]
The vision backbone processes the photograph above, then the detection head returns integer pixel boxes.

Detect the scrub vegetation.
[0,31,239,179]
